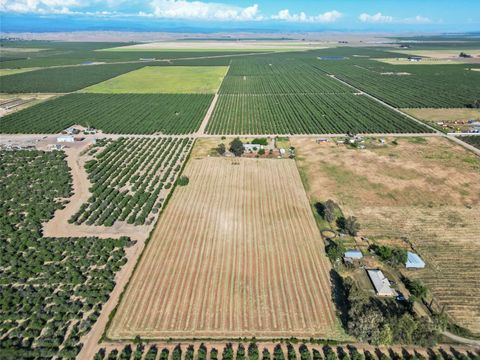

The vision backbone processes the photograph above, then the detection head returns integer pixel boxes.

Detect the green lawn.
[81,66,228,94]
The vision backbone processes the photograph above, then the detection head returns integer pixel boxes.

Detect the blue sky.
[1,0,479,32]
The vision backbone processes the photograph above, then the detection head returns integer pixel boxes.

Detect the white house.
[57,136,75,143]
[405,252,426,269]
[367,269,395,296]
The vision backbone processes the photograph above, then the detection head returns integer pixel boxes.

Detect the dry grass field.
[292,137,480,334]
[108,157,338,339]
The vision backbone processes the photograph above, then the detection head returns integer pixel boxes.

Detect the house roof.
[406,252,425,268]
[344,250,363,259]
[367,269,395,296]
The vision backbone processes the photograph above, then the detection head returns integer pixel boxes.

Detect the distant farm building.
[48,144,65,150]
[64,127,78,135]
[408,56,422,62]
[367,269,395,296]
[244,144,263,152]
[405,252,426,269]
[343,250,363,265]
[57,136,75,143]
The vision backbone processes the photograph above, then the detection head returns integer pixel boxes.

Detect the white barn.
[57,136,75,143]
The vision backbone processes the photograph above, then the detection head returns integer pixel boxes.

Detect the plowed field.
[108,157,337,339]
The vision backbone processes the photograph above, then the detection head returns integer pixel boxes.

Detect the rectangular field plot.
[81,66,228,94]
[0,93,213,134]
[219,58,352,94]
[206,93,431,134]
[108,158,338,339]
[316,60,480,108]
[0,62,147,93]
[70,137,192,227]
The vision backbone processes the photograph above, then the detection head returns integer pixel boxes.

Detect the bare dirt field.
[0,93,60,117]
[390,49,480,59]
[108,157,339,340]
[292,137,480,334]
[402,108,480,133]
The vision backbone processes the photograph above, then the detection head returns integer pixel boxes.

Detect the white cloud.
[358,12,393,23]
[150,0,262,21]
[402,15,432,24]
[359,12,432,25]
[272,9,341,23]
[0,0,80,14]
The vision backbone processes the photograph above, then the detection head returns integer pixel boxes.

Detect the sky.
[0,0,479,33]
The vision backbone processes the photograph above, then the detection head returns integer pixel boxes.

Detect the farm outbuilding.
[367,269,395,296]
[344,250,363,259]
[405,252,426,269]
[343,250,363,266]
[57,136,75,143]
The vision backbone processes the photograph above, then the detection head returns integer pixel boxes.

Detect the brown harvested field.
[292,136,480,334]
[108,157,338,340]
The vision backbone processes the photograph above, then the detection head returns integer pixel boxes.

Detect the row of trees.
[95,342,475,360]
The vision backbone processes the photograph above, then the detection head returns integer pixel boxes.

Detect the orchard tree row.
[95,342,476,360]
[70,137,193,227]
[0,150,133,358]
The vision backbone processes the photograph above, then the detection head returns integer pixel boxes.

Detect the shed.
[405,252,425,269]
[57,136,75,143]
[367,269,395,296]
[344,250,363,260]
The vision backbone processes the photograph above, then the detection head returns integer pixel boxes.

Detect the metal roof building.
[344,250,363,259]
[367,269,395,296]
[406,252,426,269]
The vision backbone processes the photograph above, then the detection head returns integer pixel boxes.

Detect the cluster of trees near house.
[313,199,448,347]
[95,342,476,360]
[0,150,132,358]
[339,277,447,347]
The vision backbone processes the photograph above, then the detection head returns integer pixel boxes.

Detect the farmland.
[0,93,213,134]
[460,135,480,149]
[70,137,193,227]
[82,66,228,94]
[0,62,150,93]
[108,157,338,339]
[293,136,480,334]
[207,93,431,134]
[315,60,480,108]
[219,58,352,94]
[0,150,131,358]
[0,40,270,68]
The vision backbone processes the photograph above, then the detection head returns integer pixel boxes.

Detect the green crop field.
[315,60,480,108]
[0,93,213,134]
[207,93,431,134]
[81,66,228,94]
[0,62,149,93]
[219,57,352,94]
